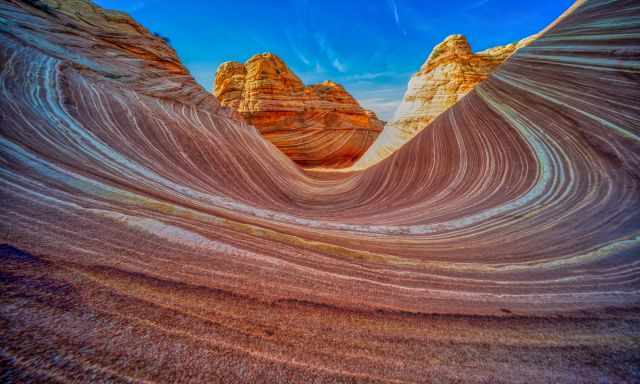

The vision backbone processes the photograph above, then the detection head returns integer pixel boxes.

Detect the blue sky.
[95,0,573,120]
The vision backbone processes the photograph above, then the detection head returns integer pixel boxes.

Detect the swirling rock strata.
[215,53,384,168]
[355,34,535,168]
[1,0,640,382]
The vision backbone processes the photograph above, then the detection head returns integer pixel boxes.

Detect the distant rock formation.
[354,34,535,169]
[214,53,384,168]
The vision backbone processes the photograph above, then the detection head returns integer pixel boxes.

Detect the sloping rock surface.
[2,0,640,382]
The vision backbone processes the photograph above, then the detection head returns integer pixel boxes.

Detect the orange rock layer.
[215,53,383,168]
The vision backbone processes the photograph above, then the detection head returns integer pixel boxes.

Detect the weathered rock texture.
[3,0,640,382]
[215,53,384,168]
[354,34,535,169]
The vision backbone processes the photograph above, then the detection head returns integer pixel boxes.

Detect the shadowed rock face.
[214,53,384,168]
[2,0,640,382]
[355,34,536,168]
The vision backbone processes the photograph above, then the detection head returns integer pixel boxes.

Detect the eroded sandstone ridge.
[214,53,384,168]
[2,0,640,382]
[1,0,241,117]
[355,34,534,168]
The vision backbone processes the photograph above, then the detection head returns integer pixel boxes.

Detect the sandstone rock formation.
[354,34,535,169]
[214,53,384,168]
[7,0,241,118]
[3,0,640,382]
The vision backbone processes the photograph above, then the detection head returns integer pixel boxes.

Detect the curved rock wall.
[1,0,640,382]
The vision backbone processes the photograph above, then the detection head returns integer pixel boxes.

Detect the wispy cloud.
[346,72,388,81]
[387,0,407,36]
[389,0,399,24]
[466,0,490,10]
[343,71,412,81]
[331,58,347,73]
[360,98,402,121]
[285,29,311,66]
[297,52,311,65]
[351,86,408,121]
[315,33,348,73]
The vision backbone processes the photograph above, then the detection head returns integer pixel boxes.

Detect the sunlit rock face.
[215,53,384,168]
[354,34,535,169]
[0,0,240,117]
[2,0,640,382]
